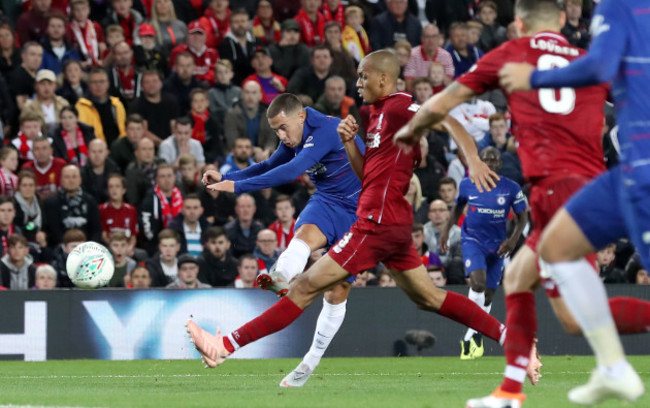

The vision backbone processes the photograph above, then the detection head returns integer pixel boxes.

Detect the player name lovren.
[529,38,580,56]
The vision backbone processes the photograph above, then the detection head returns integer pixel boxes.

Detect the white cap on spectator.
[35,69,56,82]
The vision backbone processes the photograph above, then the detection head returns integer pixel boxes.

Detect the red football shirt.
[357,92,420,226]
[22,158,67,199]
[100,202,139,238]
[456,31,608,180]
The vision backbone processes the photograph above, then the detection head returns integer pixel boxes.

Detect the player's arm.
[440,202,466,253]
[498,189,529,257]
[338,115,364,180]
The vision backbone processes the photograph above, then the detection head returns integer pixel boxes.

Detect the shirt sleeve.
[510,182,528,214]
[530,0,628,89]
[456,44,508,95]
[456,179,469,207]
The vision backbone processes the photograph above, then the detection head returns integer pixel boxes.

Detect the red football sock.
[501,292,536,394]
[610,296,650,334]
[223,296,304,353]
[438,291,503,342]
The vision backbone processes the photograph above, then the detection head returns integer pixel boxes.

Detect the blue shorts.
[566,165,650,268]
[462,240,504,290]
[295,195,358,283]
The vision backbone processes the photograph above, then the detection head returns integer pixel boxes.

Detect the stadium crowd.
[0,0,645,290]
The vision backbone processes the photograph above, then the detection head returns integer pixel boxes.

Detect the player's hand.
[498,62,535,94]
[207,180,235,193]
[497,238,517,257]
[337,115,359,143]
[467,156,499,193]
[439,230,450,253]
[202,169,223,185]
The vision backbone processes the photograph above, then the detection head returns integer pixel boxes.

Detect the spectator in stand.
[314,76,361,126]
[412,222,433,263]
[251,187,277,226]
[438,177,458,209]
[341,5,370,64]
[254,228,279,272]
[21,69,69,134]
[0,148,18,197]
[129,265,152,288]
[12,112,44,164]
[323,21,357,85]
[0,234,35,290]
[163,52,202,115]
[476,1,506,52]
[224,82,276,162]
[102,0,144,46]
[268,19,310,81]
[0,195,18,251]
[252,0,280,45]
[287,45,333,104]
[445,22,484,78]
[234,253,258,288]
[39,13,81,76]
[50,228,85,287]
[412,77,434,105]
[199,164,236,226]
[166,254,211,288]
[0,23,22,79]
[393,40,411,79]
[177,154,201,195]
[596,243,627,284]
[188,89,222,163]
[68,0,106,68]
[150,0,187,53]
[203,0,231,49]
[294,0,325,47]
[159,116,206,168]
[81,139,120,204]
[404,24,454,92]
[100,25,126,66]
[627,253,650,285]
[133,23,170,78]
[107,231,137,287]
[10,42,43,111]
[378,269,396,287]
[13,170,44,244]
[423,199,461,267]
[110,114,143,173]
[42,164,102,246]
[268,194,295,252]
[15,0,52,45]
[428,62,446,95]
[208,59,241,147]
[50,106,95,167]
[478,113,523,186]
[107,41,143,109]
[466,20,483,47]
[219,9,258,85]
[448,98,496,145]
[561,0,590,49]
[100,173,138,245]
[169,21,218,87]
[56,60,89,106]
[197,226,238,287]
[125,138,164,207]
[33,264,57,289]
[244,46,287,106]
[322,0,344,27]
[414,136,445,204]
[76,68,126,146]
[369,0,421,50]
[404,175,428,224]
[429,268,447,288]
[139,164,183,255]
[168,193,209,256]
[226,193,264,258]
[506,21,518,41]
[145,228,180,287]
[130,70,180,145]
[22,137,66,200]
[0,74,15,137]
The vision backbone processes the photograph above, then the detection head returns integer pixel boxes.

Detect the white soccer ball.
[66,242,115,289]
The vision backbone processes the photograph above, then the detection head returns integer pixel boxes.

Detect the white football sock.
[464,289,486,341]
[302,298,347,371]
[545,257,627,376]
[274,238,311,281]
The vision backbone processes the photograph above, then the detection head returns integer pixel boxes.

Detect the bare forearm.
[509,211,528,242]
[344,141,364,180]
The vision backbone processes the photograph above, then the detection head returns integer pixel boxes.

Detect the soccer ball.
[66,242,115,289]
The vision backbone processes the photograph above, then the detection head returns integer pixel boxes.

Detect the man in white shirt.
[158,116,205,168]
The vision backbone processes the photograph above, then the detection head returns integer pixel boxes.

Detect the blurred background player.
[441,147,527,360]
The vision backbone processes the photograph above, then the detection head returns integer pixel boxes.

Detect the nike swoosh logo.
[469,195,479,200]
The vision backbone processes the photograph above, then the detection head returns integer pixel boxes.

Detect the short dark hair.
[141,69,161,80]
[21,41,42,54]
[190,87,208,101]
[18,169,37,185]
[107,173,126,188]
[412,77,434,89]
[89,67,108,78]
[126,113,144,126]
[205,226,227,241]
[439,177,457,189]
[412,223,424,233]
[158,228,180,242]
[47,11,68,25]
[156,163,175,177]
[275,194,294,207]
[230,8,249,21]
[311,45,331,59]
[7,234,28,248]
[175,52,194,65]
[449,22,468,33]
[514,0,562,26]
[184,193,201,203]
[267,93,303,119]
[0,195,13,206]
[175,116,193,127]
[109,231,129,243]
[63,229,87,244]
[239,253,258,266]
[60,105,79,118]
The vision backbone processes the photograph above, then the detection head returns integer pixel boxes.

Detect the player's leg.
[187,254,351,367]
[539,169,643,404]
[460,242,489,359]
[468,254,503,359]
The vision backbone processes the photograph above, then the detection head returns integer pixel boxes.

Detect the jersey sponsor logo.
[590,15,610,38]
[476,207,506,217]
[306,162,328,178]
[529,38,579,56]
[366,132,381,148]
[333,232,353,254]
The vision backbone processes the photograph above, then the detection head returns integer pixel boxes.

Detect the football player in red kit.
[186,50,507,369]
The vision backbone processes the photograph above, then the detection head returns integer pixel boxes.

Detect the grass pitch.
[0,356,649,408]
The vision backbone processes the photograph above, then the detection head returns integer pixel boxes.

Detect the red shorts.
[526,174,593,297]
[328,218,422,275]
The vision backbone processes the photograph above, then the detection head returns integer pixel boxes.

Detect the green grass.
[0,357,648,407]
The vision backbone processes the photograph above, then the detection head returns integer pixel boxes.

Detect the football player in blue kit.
[441,147,528,360]
[203,93,364,387]
[498,0,649,403]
